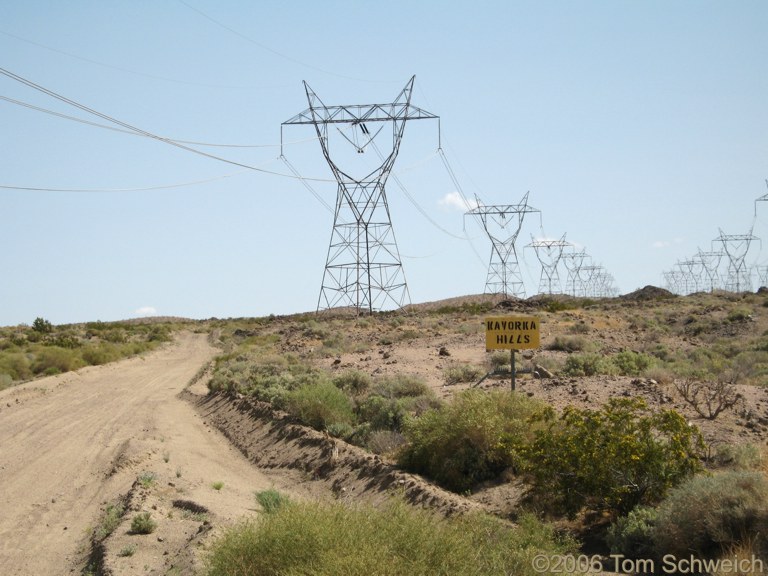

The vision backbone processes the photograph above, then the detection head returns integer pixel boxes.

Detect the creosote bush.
[398,389,547,492]
[522,398,704,518]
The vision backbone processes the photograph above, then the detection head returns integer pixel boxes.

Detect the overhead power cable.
[0,28,253,90]
[369,141,466,240]
[175,0,391,84]
[0,94,318,148]
[0,169,250,193]
[0,66,333,183]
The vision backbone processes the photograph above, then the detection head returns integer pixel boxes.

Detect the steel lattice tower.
[466,193,540,298]
[562,248,588,296]
[694,248,724,293]
[527,234,569,295]
[282,77,438,313]
[714,228,759,293]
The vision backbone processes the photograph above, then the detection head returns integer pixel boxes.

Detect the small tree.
[32,317,53,334]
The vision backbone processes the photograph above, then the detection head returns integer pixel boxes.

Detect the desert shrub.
[522,398,704,518]
[333,369,371,395]
[443,363,485,385]
[562,352,611,377]
[0,353,32,381]
[357,395,408,432]
[93,502,125,541]
[727,307,753,322]
[204,499,579,576]
[80,343,122,366]
[567,321,590,334]
[653,471,768,559]
[642,365,674,385]
[367,430,405,455]
[371,374,430,399]
[610,350,655,376]
[325,421,354,440]
[255,489,290,514]
[488,351,510,370]
[0,373,12,390]
[711,443,766,471]
[130,511,157,535]
[285,381,356,430]
[31,346,82,375]
[398,390,547,492]
[209,353,328,408]
[605,505,658,559]
[547,335,589,352]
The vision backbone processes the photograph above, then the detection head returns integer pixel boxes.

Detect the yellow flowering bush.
[522,398,704,518]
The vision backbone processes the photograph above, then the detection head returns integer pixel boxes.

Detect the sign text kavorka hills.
[485,316,540,350]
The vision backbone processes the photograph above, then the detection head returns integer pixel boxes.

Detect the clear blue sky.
[2,1,767,326]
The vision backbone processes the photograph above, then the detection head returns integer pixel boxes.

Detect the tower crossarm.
[283,76,438,126]
[283,102,438,125]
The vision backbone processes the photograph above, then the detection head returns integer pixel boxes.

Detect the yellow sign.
[485,316,540,350]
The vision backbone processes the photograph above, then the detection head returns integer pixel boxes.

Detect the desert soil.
[0,333,314,575]
[2,291,768,574]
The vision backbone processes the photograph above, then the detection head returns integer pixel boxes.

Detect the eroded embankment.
[185,390,478,517]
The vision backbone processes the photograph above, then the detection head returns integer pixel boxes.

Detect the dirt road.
[0,332,284,575]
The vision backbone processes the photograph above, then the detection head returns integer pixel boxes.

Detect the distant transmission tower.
[561,248,588,296]
[755,179,768,216]
[466,193,540,298]
[527,234,568,295]
[282,77,438,313]
[694,247,724,292]
[714,228,759,293]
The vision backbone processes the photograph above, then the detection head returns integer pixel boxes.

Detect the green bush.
[611,350,655,376]
[285,381,356,430]
[371,374,430,399]
[204,499,580,576]
[548,335,589,352]
[32,317,53,333]
[398,390,547,492]
[31,346,83,375]
[255,489,290,514]
[652,471,768,559]
[130,511,157,535]
[443,363,485,385]
[605,506,658,559]
[81,343,122,366]
[0,353,32,381]
[522,398,704,518]
[562,353,611,376]
[93,502,125,541]
[333,369,371,395]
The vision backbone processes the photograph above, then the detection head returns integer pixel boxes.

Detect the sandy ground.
[0,332,299,575]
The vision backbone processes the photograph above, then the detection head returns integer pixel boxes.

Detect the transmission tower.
[561,248,588,296]
[466,193,540,298]
[282,76,438,313]
[527,234,569,295]
[677,259,704,294]
[694,247,724,292]
[755,179,768,217]
[714,228,759,293]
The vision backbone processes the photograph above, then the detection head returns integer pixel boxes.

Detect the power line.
[0,28,253,90]
[0,66,333,183]
[0,169,249,193]
[175,0,392,84]
[0,94,318,148]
